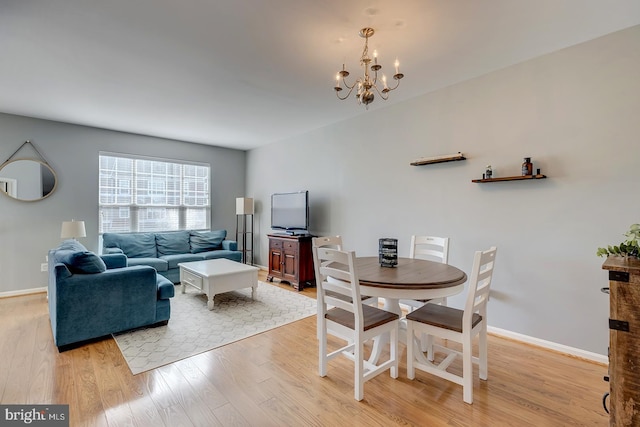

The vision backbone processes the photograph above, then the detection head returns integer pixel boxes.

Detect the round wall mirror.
[0,159,58,202]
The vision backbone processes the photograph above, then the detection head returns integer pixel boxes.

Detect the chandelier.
[334,27,404,108]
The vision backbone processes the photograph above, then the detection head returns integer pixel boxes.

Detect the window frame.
[98,152,211,234]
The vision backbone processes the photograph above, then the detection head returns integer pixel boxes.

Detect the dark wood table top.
[355,256,467,290]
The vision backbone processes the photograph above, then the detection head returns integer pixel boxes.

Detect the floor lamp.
[235,198,254,265]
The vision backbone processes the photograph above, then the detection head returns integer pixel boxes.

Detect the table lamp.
[60,220,86,240]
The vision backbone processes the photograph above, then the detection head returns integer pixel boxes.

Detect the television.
[271,191,309,233]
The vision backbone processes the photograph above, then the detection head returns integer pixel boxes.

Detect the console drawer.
[270,239,283,249]
[283,241,298,251]
[181,269,203,291]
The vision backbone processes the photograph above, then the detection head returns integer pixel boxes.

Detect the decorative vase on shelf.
[485,165,492,179]
[522,157,533,176]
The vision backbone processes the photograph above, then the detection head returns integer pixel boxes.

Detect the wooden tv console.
[266,233,315,291]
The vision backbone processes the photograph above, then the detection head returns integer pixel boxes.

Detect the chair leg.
[319,324,327,377]
[390,324,398,379]
[479,324,488,380]
[421,298,447,354]
[355,340,364,401]
[422,333,435,360]
[420,331,427,352]
[406,321,415,380]
[462,337,473,404]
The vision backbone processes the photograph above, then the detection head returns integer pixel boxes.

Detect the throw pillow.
[156,231,190,256]
[190,230,226,253]
[53,249,107,274]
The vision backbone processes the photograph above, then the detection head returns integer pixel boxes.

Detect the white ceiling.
[1,1,639,151]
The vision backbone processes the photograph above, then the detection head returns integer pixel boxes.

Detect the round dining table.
[355,256,468,363]
[356,256,468,311]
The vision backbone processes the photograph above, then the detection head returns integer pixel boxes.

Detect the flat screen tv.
[271,191,309,233]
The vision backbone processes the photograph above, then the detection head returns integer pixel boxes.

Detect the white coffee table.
[179,259,259,310]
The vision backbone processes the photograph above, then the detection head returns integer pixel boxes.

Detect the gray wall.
[247,25,640,356]
[0,113,246,293]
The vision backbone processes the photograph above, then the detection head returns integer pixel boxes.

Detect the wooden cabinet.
[267,233,315,291]
[602,256,640,426]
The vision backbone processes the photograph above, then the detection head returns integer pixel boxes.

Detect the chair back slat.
[410,235,449,264]
[317,247,354,310]
[313,245,363,326]
[313,235,342,250]
[464,247,497,326]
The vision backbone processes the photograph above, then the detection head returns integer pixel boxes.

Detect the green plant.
[597,224,640,257]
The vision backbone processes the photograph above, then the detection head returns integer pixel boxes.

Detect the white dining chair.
[400,235,450,353]
[406,246,497,404]
[313,246,399,401]
[312,236,378,339]
[400,235,450,310]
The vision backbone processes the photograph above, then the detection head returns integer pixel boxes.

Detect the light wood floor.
[1,271,609,426]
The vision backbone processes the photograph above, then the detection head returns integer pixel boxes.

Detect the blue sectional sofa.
[48,239,175,350]
[102,229,242,283]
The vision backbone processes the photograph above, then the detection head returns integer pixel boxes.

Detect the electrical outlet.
[41,263,48,272]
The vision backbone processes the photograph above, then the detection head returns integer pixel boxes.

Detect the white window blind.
[99,153,210,233]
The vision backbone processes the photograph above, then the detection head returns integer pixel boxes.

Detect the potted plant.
[597,224,640,258]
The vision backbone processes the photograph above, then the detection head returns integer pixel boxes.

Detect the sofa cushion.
[53,249,107,274]
[103,247,124,255]
[103,233,157,258]
[156,231,191,256]
[159,253,204,269]
[200,249,242,262]
[190,230,226,253]
[127,257,169,272]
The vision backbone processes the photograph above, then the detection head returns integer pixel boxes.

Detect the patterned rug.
[113,281,316,374]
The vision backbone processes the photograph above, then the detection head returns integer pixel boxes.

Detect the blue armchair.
[48,240,174,350]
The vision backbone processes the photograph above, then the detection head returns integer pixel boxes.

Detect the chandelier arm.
[372,84,390,101]
[336,84,356,101]
[341,78,357,91]
[384,78,402,92]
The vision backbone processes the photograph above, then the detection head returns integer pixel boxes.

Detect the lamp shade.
[236,197,254,215]
[60,220,86,239]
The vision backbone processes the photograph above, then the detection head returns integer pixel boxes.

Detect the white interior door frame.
[0,177,18,197]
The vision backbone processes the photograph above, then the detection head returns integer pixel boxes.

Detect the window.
[99,153,210,233]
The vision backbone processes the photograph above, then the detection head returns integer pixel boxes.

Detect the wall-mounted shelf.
[472,174,547,183]
[410,152,466,166]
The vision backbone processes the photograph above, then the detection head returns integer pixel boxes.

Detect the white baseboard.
[488,326,608,365]
[0,287,47,299]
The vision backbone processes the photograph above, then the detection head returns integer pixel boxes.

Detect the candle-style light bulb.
[335,73,340,86]
[382,74,388,89]
[394,59,399,75]
[373,49,378,63]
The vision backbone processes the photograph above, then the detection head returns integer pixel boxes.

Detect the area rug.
[113,281,316,374]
